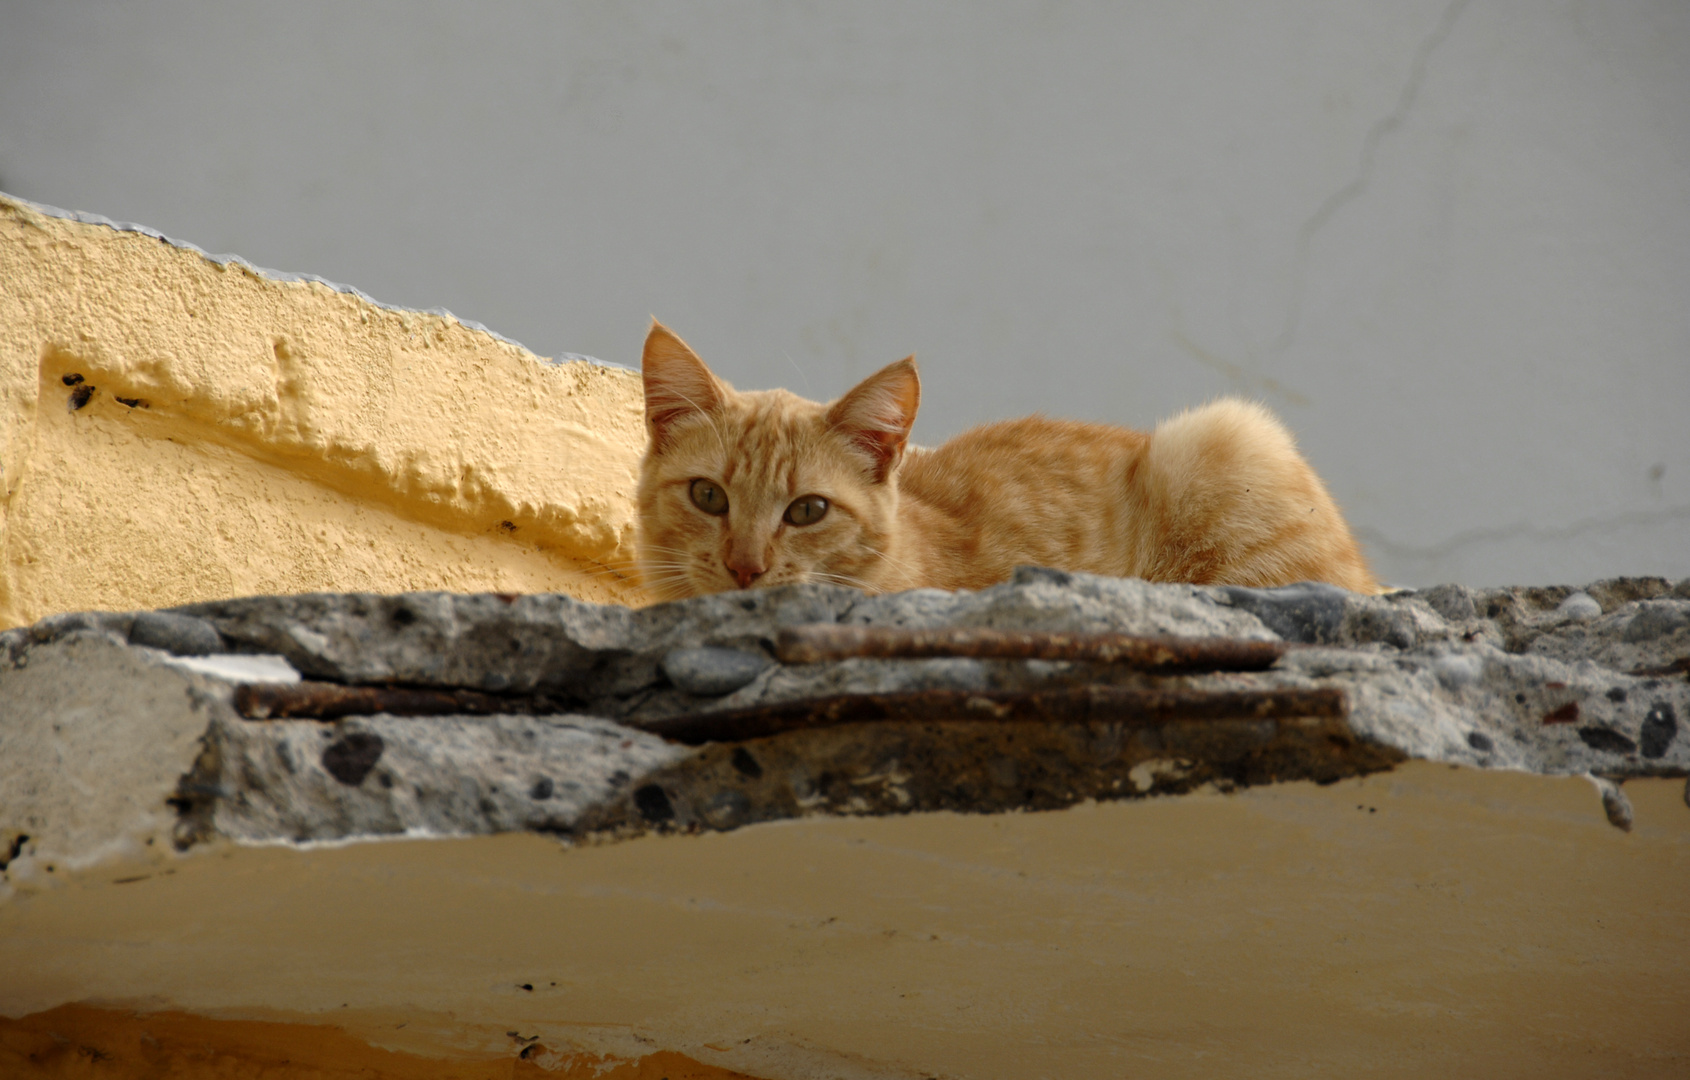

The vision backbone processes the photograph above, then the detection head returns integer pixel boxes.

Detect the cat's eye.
[689,478,728,515]
[784,495,829,526]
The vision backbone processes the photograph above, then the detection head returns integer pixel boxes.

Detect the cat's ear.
[826,356,920,482]
[643,320,726,451]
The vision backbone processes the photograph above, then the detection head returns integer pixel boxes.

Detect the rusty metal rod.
[235,681,571,721]
[1628,656,1689,678]
[638,684,1346,746]
[775,624,1285,671]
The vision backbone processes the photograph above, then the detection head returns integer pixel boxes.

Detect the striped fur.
[635,322,1375,600]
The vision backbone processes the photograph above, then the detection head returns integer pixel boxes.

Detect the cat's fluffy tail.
[1139,398,1376,593]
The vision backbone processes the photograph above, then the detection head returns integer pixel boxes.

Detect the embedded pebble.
[129,611,223,656]
[1578,726,1637,754]
[1639,703,1678,759]
[320,732,385,787]
[1593,777,1634,832]
[1433,654,1483,691]
[1555,592,1602,622]
[662,647,773,696]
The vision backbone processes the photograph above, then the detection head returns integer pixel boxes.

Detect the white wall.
[3,0,1685,587]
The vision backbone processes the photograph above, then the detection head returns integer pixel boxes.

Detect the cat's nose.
[726,559,767,589]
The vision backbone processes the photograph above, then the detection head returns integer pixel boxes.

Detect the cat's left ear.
[827,356,920,482]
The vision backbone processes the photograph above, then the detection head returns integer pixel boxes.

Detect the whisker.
[808,571,875,594]
[780,349,814,396]
[661,387,730,459]
[862,546,920,588]
[636,544,702,559]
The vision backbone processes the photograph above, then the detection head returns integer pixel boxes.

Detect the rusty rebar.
[234,681,569,721]
[638,684,1345,745]
[1629,656,1689,679]
[775,624,1285,671]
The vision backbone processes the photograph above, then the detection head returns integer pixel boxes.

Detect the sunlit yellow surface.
[0,194,649,628]
[4,763,1686,1078]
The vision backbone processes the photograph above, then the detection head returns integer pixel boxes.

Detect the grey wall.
[3,0,1685,587]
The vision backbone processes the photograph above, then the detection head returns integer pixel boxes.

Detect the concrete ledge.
[4,573,1686,885]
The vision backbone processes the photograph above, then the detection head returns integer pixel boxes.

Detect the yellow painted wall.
[3,764,1686,1078]
[0,194,649,628]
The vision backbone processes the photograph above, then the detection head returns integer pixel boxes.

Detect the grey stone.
[1434,654,1482,691]
[0,628,26,666]
[1343,603,1418,649]
[1215,582,1349,644]
[661,647,773,696]
[1577,725,1637,755]
[1640,703,1678,759]
[0,633,241,876]
[1593,777,1634,833]
[845,572,1276,640]
[634,783,676,822]
[321,732,385,786]
[1621,601,1690,643]
[1418,584,1477,623]
[129,611,224,656]
[173,586,862,698]
[700,790,752,829]
[729,747,764,779]
[1554,591,1602,622]
[194,711,688,846]
[29,610,134,643]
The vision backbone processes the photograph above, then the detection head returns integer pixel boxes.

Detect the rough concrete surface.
[3,572,1687,894]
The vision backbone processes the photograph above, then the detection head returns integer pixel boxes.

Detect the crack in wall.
[1273,0,1474,355]
[1171,325,1311,408]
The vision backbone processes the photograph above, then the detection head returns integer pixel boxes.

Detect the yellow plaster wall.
[0,194,648,628]
[3,763,1686,1078]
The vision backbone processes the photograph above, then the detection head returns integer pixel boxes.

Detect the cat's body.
[635,322,1375,600]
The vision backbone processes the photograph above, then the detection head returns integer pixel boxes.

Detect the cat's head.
[634,321,920,599]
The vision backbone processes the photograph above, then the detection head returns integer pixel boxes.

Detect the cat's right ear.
[643,321,726,452]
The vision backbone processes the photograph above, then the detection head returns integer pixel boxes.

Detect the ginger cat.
[635,322,1375,600]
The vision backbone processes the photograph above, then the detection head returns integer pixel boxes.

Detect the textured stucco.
[0,194,648,628]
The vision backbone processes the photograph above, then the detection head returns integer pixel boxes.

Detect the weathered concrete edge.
[3,573,1687,899]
